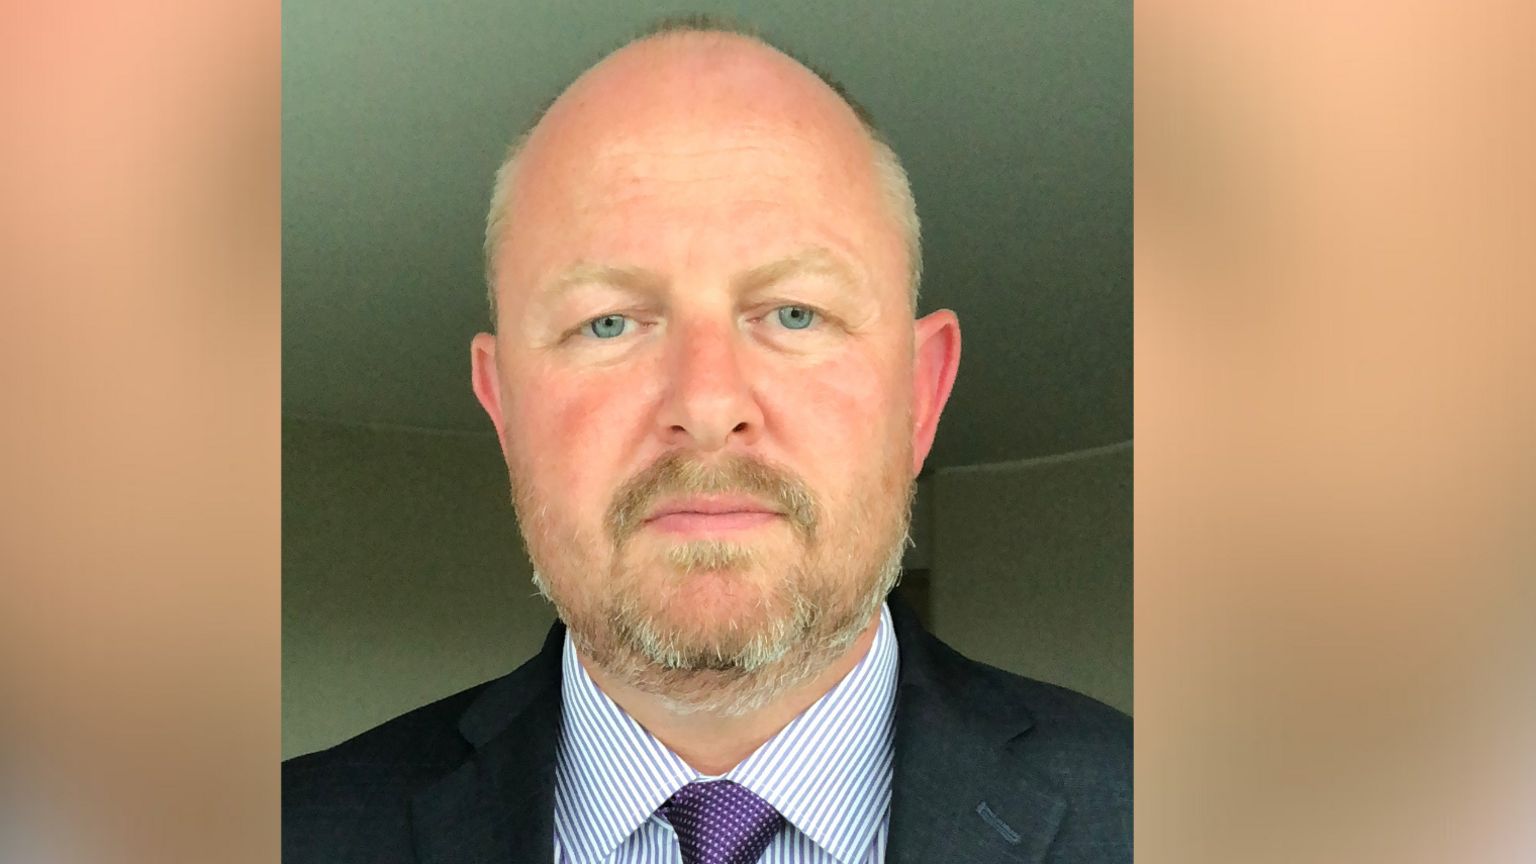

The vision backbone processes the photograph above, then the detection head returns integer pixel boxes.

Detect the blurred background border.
[2,2,1533,863]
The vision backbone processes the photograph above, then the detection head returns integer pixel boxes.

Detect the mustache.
[606,451,819,545]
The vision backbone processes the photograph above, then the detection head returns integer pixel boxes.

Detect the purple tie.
[659,780,785,864]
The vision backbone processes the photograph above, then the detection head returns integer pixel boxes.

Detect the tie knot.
[660,780,785,864]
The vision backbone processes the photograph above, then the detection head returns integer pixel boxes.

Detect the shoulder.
[994,665,1132,793]
[283,622,565,863]
[929,632,1128,761]
[283,680,489,796]
[901,624,1132,805]
[907,633,1132,861]
[974,650,1129,747]
[281,682,492,863]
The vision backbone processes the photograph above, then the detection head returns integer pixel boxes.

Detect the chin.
[608,547,809,666]
[644,552,799,636]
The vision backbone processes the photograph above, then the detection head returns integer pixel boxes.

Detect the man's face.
[472,36,957,711]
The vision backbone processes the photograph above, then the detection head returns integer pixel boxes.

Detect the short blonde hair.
[482,15,922,326]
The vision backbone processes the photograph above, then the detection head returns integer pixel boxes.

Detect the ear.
[910,310,961,476]
[470,331,510,455]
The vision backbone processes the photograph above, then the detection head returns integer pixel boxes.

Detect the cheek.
[758,346,910,494]
[507,363,658,517]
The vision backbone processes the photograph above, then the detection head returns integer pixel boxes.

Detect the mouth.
[642,495,783,536]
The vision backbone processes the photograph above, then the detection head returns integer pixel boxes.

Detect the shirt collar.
[555,604,899,864]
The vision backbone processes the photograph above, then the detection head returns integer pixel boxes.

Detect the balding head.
[483,21,920,326]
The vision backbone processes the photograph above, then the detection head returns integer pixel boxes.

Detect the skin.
[470,32,960,774]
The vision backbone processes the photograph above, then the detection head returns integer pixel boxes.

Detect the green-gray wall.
[927,443,1132,713]
[282,417,1131,758]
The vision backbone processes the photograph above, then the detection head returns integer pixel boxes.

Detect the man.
[284,17,1130,864]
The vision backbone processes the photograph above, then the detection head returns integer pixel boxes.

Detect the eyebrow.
[540,246,860,299]
[733,246,861,297]
[542,262,667,298]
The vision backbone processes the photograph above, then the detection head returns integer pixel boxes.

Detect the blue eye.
[776,305,816,330]
[585,314,630,339]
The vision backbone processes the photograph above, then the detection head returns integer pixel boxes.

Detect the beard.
[511,447,914,717]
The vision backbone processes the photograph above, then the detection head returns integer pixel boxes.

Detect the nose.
[655,318,764,451]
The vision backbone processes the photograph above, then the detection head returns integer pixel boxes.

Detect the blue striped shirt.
[553,603,898,864]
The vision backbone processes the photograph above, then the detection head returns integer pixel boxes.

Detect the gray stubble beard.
[521,451,914,717]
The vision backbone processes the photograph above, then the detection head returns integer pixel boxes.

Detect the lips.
[643,495,782,534]
[646,495,777,518]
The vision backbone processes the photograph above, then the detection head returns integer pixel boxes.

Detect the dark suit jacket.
[283,599,1131,863]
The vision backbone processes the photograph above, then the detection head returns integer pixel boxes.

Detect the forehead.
[560,125,864,238]
[496,36,904,293]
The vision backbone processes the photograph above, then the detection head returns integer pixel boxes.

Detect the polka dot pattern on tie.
[659,779,786,864]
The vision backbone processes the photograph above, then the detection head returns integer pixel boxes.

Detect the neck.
[577,610,883,775]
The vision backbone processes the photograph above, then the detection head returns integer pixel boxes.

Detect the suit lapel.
[886,600,1067,864]
[411,620,566,864]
